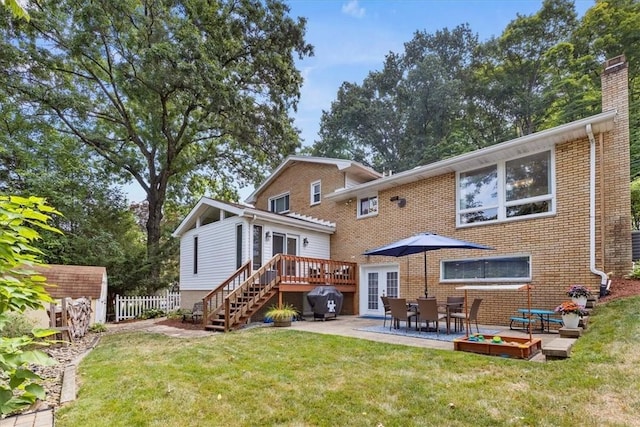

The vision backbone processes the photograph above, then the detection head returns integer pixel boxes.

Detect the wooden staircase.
[202,256,282,332]
[201,255,357,332]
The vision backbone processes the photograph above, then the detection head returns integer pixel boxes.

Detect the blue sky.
[125,0,593,202]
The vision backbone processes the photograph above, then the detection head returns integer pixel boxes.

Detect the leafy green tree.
[631,178,640,230]
[313,24,479,172]
[0,196,58,415]
[0,0,312,282]
[574,0,640,178]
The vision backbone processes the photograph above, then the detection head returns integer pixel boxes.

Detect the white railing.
[114,291,181,322]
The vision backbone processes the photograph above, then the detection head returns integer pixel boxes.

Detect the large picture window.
[358,195,378,218]
[457,150,553,226]
[269,193,290,214]
[441,255,531,282]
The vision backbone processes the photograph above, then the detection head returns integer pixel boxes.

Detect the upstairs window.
[358,195,378,218]
[310,181,321,205]
[269,193,290,214]
[457,150,553,226]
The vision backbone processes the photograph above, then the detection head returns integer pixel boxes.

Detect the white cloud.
[341,0,365,18]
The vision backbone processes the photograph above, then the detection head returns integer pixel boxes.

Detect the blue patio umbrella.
[363,233,493,297]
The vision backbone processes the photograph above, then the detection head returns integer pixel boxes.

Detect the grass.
[55,297,640,427]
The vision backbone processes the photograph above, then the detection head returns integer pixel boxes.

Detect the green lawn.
[56,297,640,427]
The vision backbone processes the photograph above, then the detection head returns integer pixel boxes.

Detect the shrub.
[628,263,640,279]
[137,308,166,319]
[0,313,36,338]
[88,323,107,333]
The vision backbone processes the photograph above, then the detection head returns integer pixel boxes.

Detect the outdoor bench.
[509,316,536,331]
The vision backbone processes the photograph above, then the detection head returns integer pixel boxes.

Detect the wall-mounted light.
[303,237,309,247]
[390,196,407,208]
[265,231,271,240]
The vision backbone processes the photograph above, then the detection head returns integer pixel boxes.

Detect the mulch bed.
[155,317,207,330]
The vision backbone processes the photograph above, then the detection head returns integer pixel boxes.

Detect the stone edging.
[59,334,101,404]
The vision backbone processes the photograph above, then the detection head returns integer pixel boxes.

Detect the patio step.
[542,337,576,360]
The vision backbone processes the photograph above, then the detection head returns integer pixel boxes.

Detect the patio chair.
[416,298,446,335]
[182,302,204,324]
[388,298,417,331]
[449,298,482,334]
[444,296,465,332]
[380,295,391,327]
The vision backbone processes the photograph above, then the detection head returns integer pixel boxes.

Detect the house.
[26,264,108,327]
[174,55,631,331]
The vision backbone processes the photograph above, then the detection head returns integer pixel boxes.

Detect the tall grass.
[56,297,640,426]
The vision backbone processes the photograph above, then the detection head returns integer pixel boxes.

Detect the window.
[310,181,321,205]
[252,225,263,270]
[457,150,553,226]
[358,195,378,218]
[193,236,198,275]
[441,255,531,282]
[269,193,290,213]
[236,224,243,269]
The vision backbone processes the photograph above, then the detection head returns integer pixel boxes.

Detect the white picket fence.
[114,291,181,322]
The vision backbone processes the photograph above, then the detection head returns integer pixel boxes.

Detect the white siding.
[179,218,249,291]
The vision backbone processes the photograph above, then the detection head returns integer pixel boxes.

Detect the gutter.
[586,123,609,296]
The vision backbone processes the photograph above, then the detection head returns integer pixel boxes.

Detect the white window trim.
[310,180,321,206]
[357,194,379,219]
[268,192,290,214]
[440,254,532,283]
[456,149,556,228]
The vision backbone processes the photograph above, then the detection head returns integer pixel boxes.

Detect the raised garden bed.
[453,334,542,359]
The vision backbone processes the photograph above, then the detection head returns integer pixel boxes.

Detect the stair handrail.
[223,254,283,331]
[202,260,252,325]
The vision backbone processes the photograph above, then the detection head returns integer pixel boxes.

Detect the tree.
[0,0,312,283]
[313,24,479,172]
[631,178,640,230]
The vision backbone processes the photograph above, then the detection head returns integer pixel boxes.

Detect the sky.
[125,0,594,202]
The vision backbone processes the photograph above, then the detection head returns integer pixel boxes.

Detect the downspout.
[587,124,609,295]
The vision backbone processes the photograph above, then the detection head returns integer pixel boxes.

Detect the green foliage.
[264,303,298,322]
[137,309,166,320]
[88,323,107,333]
[0,196,59,415]
[0,0,312,283]
[627,262,640,279]
[0,313,34,338]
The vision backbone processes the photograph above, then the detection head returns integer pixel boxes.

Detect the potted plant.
[265,303,298,327]
[566,285,592,307]
[554,301,588,329]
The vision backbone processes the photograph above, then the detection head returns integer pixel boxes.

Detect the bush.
[628,263,640,279]
[0,313,36,338]
[88,323,107,333]
[167,309,188,320]
[137,308,166,319]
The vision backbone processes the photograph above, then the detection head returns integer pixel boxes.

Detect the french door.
[359,265,399,316]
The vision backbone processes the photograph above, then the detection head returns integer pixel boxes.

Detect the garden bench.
[182,302,203,324]
[509,316,536,331]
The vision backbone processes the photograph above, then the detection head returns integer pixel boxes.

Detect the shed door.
[359,265,399,317]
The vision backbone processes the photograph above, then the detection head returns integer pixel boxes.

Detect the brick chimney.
[600,55,631,276]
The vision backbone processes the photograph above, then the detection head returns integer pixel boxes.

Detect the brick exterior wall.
[244,57,631,327]
[253,162,349,223]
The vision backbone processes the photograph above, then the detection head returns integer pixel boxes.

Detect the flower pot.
[571,296,587,307]
[273,318,292,327]
[562,313,580,329]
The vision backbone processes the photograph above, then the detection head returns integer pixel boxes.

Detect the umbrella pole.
[424,252,428,297]
[464,289,470,336]
[527,284,533,343]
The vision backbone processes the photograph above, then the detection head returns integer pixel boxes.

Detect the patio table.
[408,300,461,334]
[516,308,559,333]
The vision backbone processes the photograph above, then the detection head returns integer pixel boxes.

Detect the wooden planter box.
[453,335,542,359]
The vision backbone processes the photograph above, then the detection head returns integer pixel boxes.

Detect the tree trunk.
[146,187,165,285]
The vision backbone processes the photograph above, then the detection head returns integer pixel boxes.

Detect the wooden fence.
[114,291,181,322]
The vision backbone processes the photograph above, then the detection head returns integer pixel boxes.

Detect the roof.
[325,110,618,202]
[245,156,382,204]
[34,264,107,299]
[172,197,336,238]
